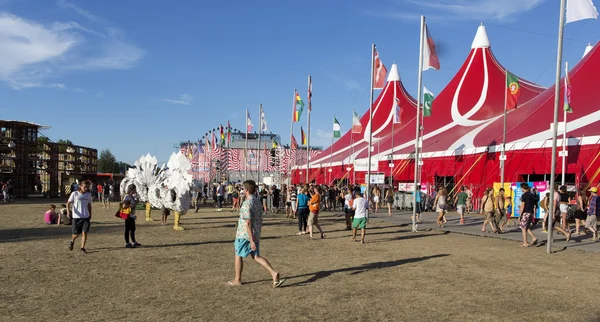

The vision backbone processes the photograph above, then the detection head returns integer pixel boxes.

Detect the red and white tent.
[294,24,600,196]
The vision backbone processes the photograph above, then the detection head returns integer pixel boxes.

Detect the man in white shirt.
[67,181,93,254]
[351,192,369,244]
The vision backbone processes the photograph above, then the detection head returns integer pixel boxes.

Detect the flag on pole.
[260,107,268,132]
[205,136,210,150]
[393,97,402,123]
[301,126,307,145]
[352,110,362,133]
[220,125,225,146]
[308,77,312,112]
[422,22,441,71]
[333,116,341,138]
[564,65,573,113]
[293,90,304,122]
[373,46,387,89]
[264,141,268,153]
[212,132,217,147]
[566,0,599,23]
[506,71,521,109]
[291,135,298,149]
[272,139,279,149]
[227,121,232,143]
[247,111,254,132]
[423,87,434,117]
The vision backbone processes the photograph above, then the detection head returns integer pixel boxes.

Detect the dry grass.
[1,200,599,322]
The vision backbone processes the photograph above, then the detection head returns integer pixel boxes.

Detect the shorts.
[308,211,319,226]
[559,204,569,213]
[520,212,533,229]
[456,205,466,215]
[437,206,447,214]
[233,198,239,203]
[373,196,380,203]
[574,209,587,220]
[585,215,597,229]
[485,211,495,221]
[386,197,394,205]
[286,202,292,207]
[72,218,90,234]
[415,203,422,214]
[352,217,367,229]
[234,238,259,258]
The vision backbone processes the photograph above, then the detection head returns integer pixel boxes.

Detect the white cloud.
[375,0,545,21]
[0,2,144,90]
[163,94,193,106]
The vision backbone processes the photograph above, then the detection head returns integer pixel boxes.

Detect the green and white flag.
[423,86,434,117]
[333,116,341,138]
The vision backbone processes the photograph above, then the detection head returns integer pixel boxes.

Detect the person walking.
[518,183,538,247]
[480,188,499,233]
[122,184,141,248]
[385,188,394,217]
[454,186,468,224]
[343,188,354,230]
[496,188,507,232]
[585,187,599,241]
[351,191,369,244]
[307,186,325,239]
[574,189,588,235]
[67,181,92,254]
[296,188,309,235]
[433,187,448,227]
[228,180,285,288]
[558,185,571,232]
[216,182,224,211]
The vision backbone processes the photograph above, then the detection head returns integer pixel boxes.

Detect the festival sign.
[511,181,548,219]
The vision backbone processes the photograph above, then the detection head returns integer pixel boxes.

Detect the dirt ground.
[1,200,600,322]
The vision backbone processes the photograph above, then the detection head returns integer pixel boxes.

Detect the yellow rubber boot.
[145,202,154,221]
[173,211,184,231]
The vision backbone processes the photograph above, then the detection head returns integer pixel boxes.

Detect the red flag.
[422,22,440,71]
[291,135,298,149]
[301,127,307,145]
[373,47,387,89]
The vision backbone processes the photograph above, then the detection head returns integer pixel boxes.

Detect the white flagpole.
[367,44,375,219]
[245,110,249,180]
[330,115,334,185]
[289,89,295,185]
[257,104,262,184]
[562,61,569,186]
[501,69,508,186]
[306,76,311,184]
[412,16,426,232]
[548,0,567,254]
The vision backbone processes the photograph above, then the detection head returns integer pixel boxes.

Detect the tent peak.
[583,43,594,58]
[387,63,400,82]
[471,25,490,49]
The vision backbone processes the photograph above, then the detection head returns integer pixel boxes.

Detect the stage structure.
[178,128,322,184]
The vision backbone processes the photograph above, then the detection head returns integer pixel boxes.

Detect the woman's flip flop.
[273,279,286,288]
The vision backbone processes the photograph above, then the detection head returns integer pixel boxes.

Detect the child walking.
[121,185,141,248]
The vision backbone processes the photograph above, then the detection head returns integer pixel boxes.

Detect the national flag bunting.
[291,135,298,149]
[564,65,573,113]
[246,111,254,133]
[293,90,304,122]
[227,121,232,143]
[333,116,341,138]
[373,46,387,89]
[260,106,268,132]
[393,97,401,123]
[352,110,362,133]
[308,76,312,112]
[506,71,520,110]
[220,125,225,146]
[566,0,599,24]
[423,87,434,117]
[301,126,307,145]
[211,132,217,147]
[422,22,440,71]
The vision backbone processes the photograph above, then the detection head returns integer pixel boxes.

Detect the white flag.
[566,0,598,23]
[260,107,268,132]
[246,111,253,132]
[422,22,440,71]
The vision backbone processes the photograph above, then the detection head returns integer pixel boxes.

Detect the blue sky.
[0,0,598,164]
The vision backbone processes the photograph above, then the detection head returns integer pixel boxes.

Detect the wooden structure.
[0,120,98,198]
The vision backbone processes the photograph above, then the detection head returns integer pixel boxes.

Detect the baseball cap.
[589,187,598,193]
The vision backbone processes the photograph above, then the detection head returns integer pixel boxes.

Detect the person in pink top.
[44,204,57,224]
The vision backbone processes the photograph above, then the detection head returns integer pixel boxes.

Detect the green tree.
[98,149,118,173]
[57,139,74,153]
[114,161,132,174]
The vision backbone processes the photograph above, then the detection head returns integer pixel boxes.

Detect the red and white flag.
[373,46,387,89]
[393,97,402,124]
[352,110,362,133]
[291,135,298,149]
[422,22,440,71]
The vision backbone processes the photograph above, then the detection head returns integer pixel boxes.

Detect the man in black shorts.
[67,181,93,254]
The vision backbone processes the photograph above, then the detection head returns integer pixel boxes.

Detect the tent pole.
[412,16,426,232]
[367,44,375,220]
[501,69,508,187]
[548,0,567,254]
[257,104,262,184]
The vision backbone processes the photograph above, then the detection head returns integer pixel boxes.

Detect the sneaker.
[216,208,223,212]
[80,248,87,254]
[126,243,135,248]
[69,241,74,251]
[133,242,141,247]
